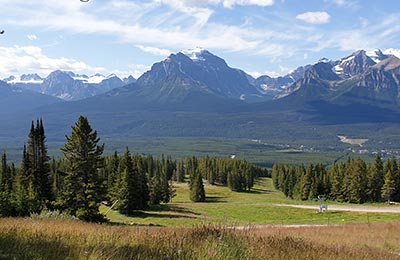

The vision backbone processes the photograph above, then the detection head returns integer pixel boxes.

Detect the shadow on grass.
[147,204,201,215]
[127,211,197,219]
[116,204,201,221]
[205,196,227,203]
[249,188,275,194]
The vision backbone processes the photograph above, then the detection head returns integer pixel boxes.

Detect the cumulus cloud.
[296,11,331,24]
[0,45,104,77]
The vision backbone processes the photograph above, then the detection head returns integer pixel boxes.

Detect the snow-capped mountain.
[277,48,400,107]
[131,48,264,104]
[4,71,135,101]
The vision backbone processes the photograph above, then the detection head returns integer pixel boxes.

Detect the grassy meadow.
[101,178,400,227]
[2,178,400,259]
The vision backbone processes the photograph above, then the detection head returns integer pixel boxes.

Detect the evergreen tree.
[383,158,399,201]
[382,170,396,203]
[60,116,106,222]
[0,153,11,193]
[190,170,205,202]
[348,158,367,203]
[118,148,140,214]
[330,163,343,201]
[23,119,53,211]
[300,164,313,200]
[0,153,15,217]
[367,154,384,202]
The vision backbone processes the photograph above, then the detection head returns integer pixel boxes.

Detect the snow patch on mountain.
[87,74,106,84]
[5,74,44,84]
[366,49,384,63]
[182,47,206,61]
[334,64,344,74]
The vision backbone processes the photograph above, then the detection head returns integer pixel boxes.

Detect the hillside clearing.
[101,178,400,227]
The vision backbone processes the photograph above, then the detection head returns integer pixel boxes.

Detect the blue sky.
[1,0,400,79]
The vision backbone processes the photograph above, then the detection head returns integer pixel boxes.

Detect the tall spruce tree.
[347,158,367,203]
[382,170,396,203]
[118,148,137,214]
[17,120,53,213]
[367,154,384,202]
[190,170,205,202]
[60,116,106,222]
[300,164,313,200]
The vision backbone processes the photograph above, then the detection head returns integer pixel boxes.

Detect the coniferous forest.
[0,116,267,221]
[272,155,400,203]
[2,116,398,223]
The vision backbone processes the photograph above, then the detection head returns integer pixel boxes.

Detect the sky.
[1,0,400,79]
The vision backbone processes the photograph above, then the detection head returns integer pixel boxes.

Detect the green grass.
[101,178,400,227]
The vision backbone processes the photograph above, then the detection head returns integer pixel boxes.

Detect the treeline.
[0,116,267,221]
[272,155,400,203]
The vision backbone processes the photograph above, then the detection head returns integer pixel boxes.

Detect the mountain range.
[1,47,400,149]
[3,71,136,101]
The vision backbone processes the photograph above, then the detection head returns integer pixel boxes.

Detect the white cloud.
[127,64,151,79]
[0,45,104,78]
[311,14,400,53]
[246,65,289,78]
[222,0,274,8]
[136,45,172,57]
[296,12,331,24]
[328,0,359,8]
[156,0,274,9]
[3,1,286,59]
[154,0,214,27]
[27,34,37,40]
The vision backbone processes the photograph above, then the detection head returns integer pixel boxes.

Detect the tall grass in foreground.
[0,218,399,260]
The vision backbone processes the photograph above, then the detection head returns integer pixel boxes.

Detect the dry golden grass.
[247,222,400,259]
[0,218,399,259]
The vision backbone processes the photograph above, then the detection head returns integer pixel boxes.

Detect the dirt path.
[274,203,400,213]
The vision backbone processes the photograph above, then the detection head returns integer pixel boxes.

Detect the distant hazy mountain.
[254,65,311,98]
[0,80,61,113]
[4,71,135,101]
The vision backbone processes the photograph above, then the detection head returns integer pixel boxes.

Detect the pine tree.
[366,154,384,202]
[348,158,367,203]
[22,119,53,211]
[300,164,313,200]
[330,163,343,201]
[118,148,138,214]
[60,116,106,222]
[37,119,53,203]
[382,170,396,203]
[190,170,205,202]
[0,152,11,193]
[383,158,399,201]
[0,153,15,217]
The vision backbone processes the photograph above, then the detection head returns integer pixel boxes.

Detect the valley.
[2,1,400,259]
